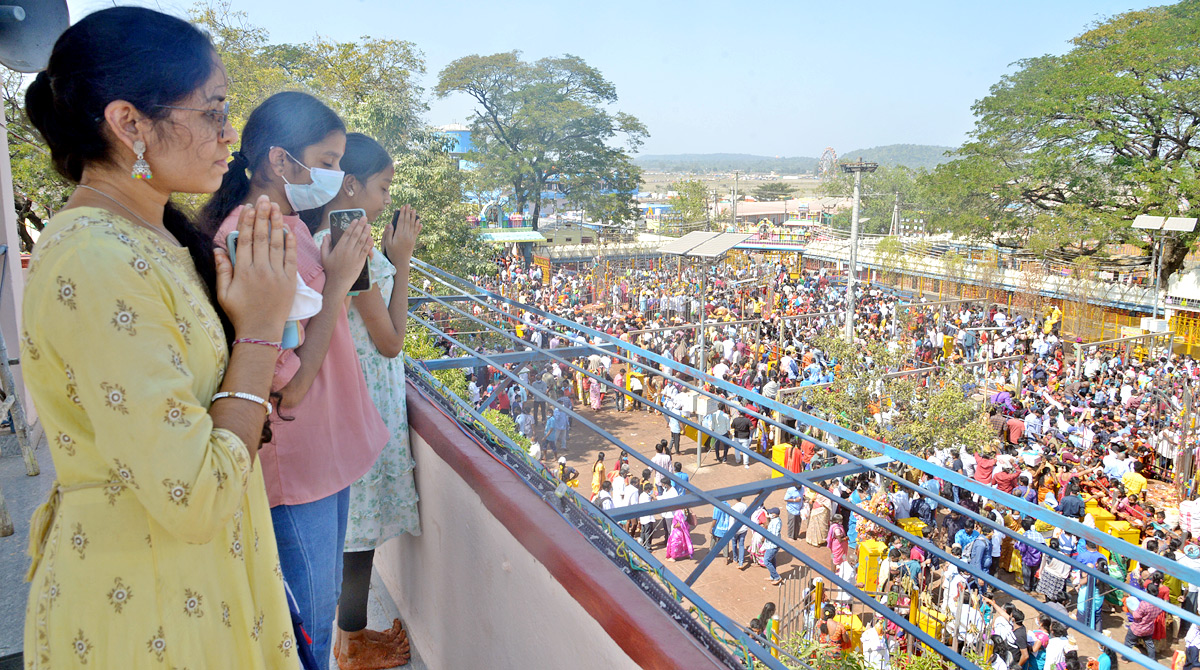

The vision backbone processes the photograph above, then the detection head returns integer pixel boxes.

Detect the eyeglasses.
[154,100,231,138]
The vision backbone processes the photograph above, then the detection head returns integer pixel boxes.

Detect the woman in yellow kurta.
[21,8,299,668]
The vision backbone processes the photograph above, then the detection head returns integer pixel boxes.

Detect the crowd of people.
[24,7,1200,670]
[455,246,1200,668]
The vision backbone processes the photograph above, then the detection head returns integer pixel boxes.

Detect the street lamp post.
[841,159,878,340]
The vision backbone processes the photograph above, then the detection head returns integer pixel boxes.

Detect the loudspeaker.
[0,1,68,73]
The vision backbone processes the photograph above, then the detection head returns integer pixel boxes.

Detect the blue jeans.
[733,532,747,566]
[272,487,351,670]
[764,546,781,580]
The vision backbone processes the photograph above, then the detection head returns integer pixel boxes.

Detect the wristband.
[212,391,273,415]
[233,338,283,353]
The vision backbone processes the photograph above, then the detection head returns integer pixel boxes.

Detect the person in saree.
[1106,552,1129,610]
[591,452,607,497]
[665,509,695,561]
[589,375,604,411]
[828,514,849,570]
[805,488,832,548]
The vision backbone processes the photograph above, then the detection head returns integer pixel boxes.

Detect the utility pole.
[731,171,739,230]
[842,159,878,340]
[889,192,900,237]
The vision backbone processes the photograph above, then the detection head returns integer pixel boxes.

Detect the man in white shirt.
[595,481,614,512]
[638,483,660,549]
[515,407,534,438]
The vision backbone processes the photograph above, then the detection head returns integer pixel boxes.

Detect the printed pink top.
[215,212,387,506]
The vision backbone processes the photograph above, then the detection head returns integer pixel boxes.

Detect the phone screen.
[328,208,370,293]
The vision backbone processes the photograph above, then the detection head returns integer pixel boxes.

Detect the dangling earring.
[131,140,152,180]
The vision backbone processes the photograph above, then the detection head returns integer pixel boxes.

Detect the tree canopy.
[5,0,494,276]
[925,0,1200,280]
[820,165,927,234]
[670,179,709,224]
[751,182,796,202]
[435,51,647,230]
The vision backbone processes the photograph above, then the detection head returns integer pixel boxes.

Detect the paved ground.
[550,390,819,628]
[0,431,53,660]
[555,391,1190,663]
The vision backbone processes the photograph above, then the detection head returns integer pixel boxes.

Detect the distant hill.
[635,144,955,174]
[634,153,819,174]
[840,144,955,171]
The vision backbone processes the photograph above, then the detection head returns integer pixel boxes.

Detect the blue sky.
[69,0,1165,157]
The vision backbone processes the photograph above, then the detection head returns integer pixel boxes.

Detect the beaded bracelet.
[212,391,273,415]
[232,338,283,352]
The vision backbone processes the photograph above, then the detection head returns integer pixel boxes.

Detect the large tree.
[926,1,1200,281]
[751,182,796,202]
[670,179,709,224]
[435,51,647,231]
[188,1,493,277]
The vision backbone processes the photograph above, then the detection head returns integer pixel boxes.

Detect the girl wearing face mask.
[311,133,421,669]
[202,92,389,669]
[21,7,299,667]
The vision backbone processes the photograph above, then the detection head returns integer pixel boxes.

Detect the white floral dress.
[313,232,420,549]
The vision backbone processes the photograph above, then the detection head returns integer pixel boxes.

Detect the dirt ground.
[550,390,1188,665]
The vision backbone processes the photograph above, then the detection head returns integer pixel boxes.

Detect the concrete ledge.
[375,381,724,670]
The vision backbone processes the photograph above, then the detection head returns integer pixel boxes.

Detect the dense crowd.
[456,253,1200,669]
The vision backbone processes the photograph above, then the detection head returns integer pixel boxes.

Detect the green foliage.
[3,70,67,251]
[803,330,905,446]
[670,179,710,223]
[482,409,531,452]
[435,51,647,230]
[403,325,467,400]
[571,158,643,227]
[803,328,991,455]
[189,1,492,277]
[926,1,1200,280]
[840,144,955,171]
[887,365,994,456]
[821,165,927,234]
[752,182,797,201]
[392,132,495,277]
[779,632,868,670]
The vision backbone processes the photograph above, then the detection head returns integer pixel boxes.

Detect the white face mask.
[278,148,344,211]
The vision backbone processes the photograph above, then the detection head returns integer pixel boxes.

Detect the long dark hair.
[25,7,227,335]
[313,132,391,233]
[200,91,345,233]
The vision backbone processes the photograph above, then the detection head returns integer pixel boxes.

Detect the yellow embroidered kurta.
[21,208,298,669]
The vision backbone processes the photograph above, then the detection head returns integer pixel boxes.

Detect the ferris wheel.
[818,147,838,179]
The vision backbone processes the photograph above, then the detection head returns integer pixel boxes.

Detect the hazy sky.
[68,0,1165,157]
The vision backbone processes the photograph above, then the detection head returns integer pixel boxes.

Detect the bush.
[403,325,468,400]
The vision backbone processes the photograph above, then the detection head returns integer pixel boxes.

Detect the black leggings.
[338,549,375,632]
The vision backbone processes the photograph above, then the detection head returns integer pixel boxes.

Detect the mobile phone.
[226,229,300,350]
[328,208,370,293]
